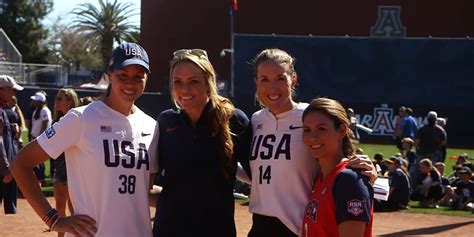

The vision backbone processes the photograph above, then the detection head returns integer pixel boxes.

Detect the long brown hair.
[302,97,356,157]
[170,50,236,179]
[54,88,80,122]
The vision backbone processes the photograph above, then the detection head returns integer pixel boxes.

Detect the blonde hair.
[302,97,356,157]
[252,48,297,108]
[170,52,236,179]
[419,158,434,170]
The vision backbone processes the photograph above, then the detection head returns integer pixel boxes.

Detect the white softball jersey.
[249,103,319,235]
[37,101,158,237]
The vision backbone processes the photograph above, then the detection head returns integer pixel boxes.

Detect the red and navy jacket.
[302,160,373,237]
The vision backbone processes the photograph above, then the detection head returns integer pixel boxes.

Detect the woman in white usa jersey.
[11,43,158,237]
[245,49,376,237]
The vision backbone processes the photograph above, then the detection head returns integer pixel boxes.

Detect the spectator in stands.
[448,164,463,184]
[434,162,451,206]
[29,91,52,187]
[373,153,387,176]
[401,137,416,172]
[7,96,26,149]
[415,111,446,164]
[436,118,447,162]
[411,111,446,186]
[79,96,94,106]
[411,158,443,208]
[0,75,24,214]
[399,107,417,140]
[393,106,406,154]
[450,167,474,211]
[454,153,471,169]
[347,108,372,144]
[376,156,411,211]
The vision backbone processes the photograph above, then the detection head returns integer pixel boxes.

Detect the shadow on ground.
[379,221,474,236]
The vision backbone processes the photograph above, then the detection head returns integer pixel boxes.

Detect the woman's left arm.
[334,169,373,237]
[339,221,367,237]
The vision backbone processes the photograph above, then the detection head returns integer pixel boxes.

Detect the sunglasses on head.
[173,49,208,60]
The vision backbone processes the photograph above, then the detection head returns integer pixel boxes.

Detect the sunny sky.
[43,0,141,27]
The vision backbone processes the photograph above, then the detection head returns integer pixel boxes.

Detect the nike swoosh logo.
[166,127,177,133]
[141,132,151,136]
[289,125,303,130]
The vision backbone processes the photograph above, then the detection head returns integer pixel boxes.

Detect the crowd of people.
[0,43,471,237]
[368,118,473,212]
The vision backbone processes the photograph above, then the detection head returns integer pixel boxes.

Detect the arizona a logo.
[370,6,406,37]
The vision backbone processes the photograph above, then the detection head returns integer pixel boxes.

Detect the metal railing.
[0,61,64,86]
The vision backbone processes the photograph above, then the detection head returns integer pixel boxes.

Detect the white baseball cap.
[30,92,46,103]
[427,111,438,120]
[0,75,24,91]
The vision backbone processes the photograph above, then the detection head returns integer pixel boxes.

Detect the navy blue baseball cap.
[109,43,150,73]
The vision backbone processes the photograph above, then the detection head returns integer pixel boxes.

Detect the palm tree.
[70,0,139,72]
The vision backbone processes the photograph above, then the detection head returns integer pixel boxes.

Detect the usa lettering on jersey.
[102,139,150,170]
[250,134,292,160]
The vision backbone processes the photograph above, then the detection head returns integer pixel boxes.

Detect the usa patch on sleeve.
[45,127,56,139]
[347,199,365,216]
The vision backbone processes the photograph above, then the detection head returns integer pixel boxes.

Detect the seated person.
[434,162,452,206]
[402,137,416,171]
[375,156,411,211]
[373,153,388,176]
[411,159,443,208]
[450,167,474,211]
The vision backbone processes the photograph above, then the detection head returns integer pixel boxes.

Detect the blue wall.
[232,34,474,147]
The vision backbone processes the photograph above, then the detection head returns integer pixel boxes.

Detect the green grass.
[356,143,473,174]
[357,143,474,217]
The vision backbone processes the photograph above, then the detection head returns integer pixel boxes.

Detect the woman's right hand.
[52,215,97,236]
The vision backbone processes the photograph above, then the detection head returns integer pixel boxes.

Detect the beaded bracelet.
[43,215,60,233]
[42,208,58,224]
[48,215,61,232]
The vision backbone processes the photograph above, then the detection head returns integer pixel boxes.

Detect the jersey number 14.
[258,165,272,184]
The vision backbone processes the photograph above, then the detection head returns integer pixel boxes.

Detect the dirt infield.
[0,197,473,236]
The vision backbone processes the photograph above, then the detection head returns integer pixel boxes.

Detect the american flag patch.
[45,127,56,139]
[100,125,112,133]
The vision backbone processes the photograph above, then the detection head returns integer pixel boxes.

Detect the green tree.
[71,0,139,72]
[46,18,103,72]
[0,0,53,63]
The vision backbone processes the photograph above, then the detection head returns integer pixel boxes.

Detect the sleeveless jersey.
[249,103,319,235]
[37,101,157,237]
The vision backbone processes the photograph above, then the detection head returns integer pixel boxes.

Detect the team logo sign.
[370,5,406,37]
[45,127,56,139]
[347,199,365,216]
[305,199,319,222]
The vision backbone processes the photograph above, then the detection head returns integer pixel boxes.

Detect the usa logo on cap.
[109,43,150,73]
